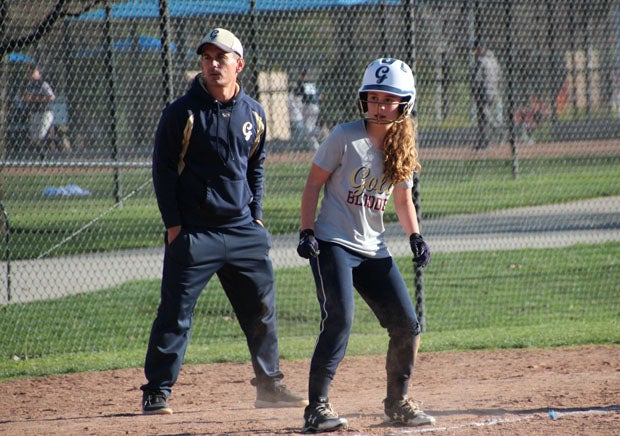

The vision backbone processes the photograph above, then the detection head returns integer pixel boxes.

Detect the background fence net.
[0,0,618,358]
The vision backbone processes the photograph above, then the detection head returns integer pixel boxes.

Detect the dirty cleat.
[142,390,173,415]
[255,384,309,408]
[302,401,348,433]
[384,397,435,426]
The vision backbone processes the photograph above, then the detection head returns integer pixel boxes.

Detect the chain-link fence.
[0,0,618,358]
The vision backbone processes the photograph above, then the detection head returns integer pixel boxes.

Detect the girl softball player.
[297,58,434,433]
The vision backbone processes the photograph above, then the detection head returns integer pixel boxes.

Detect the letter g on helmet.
[358,58,416,115]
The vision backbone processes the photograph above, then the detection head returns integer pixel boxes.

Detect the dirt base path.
[1,345,618,435]
[265,139,620,164]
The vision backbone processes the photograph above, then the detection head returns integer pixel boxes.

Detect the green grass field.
[0,242,617,381]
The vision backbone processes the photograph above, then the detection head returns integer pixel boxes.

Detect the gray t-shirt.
[313,119,412,258]
[474,49,502,101]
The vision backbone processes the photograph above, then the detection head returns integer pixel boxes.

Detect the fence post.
[104,1,123,206]
[505,0,518,179]
[0,201,11,302]
[404,0,426,333]
[158,0,174,106]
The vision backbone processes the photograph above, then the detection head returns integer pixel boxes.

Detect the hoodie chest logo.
[243,122,253,141]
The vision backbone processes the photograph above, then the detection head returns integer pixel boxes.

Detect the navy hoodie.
[152,74,267,230]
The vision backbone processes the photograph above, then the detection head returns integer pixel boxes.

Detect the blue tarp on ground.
[73,0,400,21]
[42,184,91,197]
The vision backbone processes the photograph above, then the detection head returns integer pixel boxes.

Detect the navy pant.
[308,240,420,403]
[142,221,283,396]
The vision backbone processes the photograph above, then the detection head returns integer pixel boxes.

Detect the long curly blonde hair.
[383,116,421,184]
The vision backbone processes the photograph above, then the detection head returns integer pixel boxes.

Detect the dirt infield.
[1,345,618,435]
[3,139,619,175]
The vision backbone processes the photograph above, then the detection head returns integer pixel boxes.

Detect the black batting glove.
[409,233,431,268]
[297,229,320,259]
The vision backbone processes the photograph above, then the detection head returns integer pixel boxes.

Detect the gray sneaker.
[142,390,173,415]
[384,397,435,426]
[255,384,309,408]
[302,401,348,433]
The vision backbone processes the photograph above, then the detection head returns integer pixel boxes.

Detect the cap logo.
[209,29,219,41]
[375,66,390,84]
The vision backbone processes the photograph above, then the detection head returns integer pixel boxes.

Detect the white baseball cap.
[196,28,243,58]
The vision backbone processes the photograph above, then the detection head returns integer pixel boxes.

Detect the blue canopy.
[74,0,400,21]
[115,35,177,51]
[75,35,177,57]
[7,52,35,63]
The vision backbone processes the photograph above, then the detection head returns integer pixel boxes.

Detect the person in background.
[514,93,548,145]
[142,27,307,415]
[288,80,306,149]
[296,58,435,433]
[295,67,322,150]
[471,39,503,150]
[21,64,55,159]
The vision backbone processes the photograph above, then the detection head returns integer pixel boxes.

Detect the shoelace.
[399,399,423,415]
[145,393,166,405]
[315,403,337,418]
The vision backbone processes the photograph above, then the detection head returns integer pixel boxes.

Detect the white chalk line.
[368,406,620,435]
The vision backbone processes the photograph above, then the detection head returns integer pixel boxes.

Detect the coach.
[140,27,306,415]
